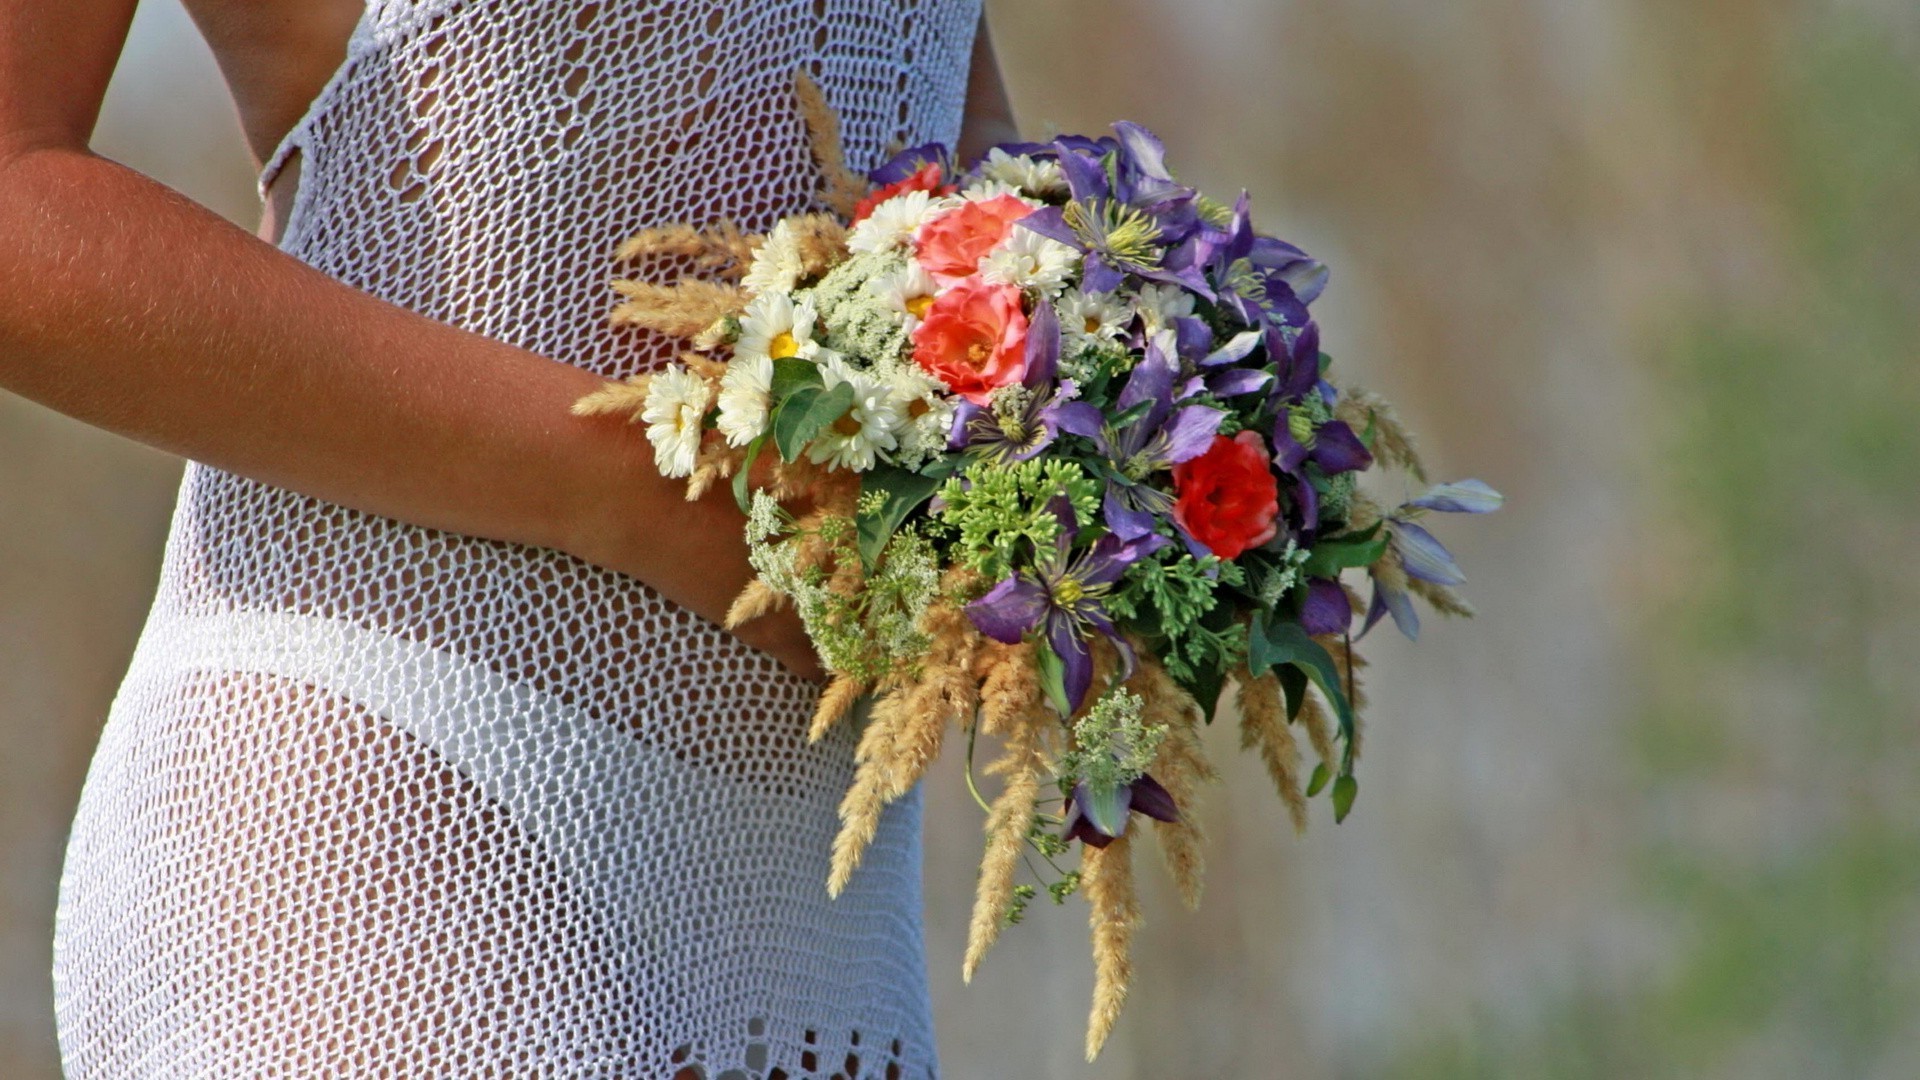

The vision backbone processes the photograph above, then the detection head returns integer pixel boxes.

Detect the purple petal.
[1271,419,1309,475]
[1206,368,1272,398]
[1023,297,1060,389]
[965,576,1049,644]
[1161,406,1226,464]
[1391,521,1466,586]
[1057,151,1111,203]
[1118,330,1177,424]
[1079,529,1169,586]
[1300,577,1354,636]
[1408,479,1504,514]
[1073,779,1133,840]
[1103,484,1159,541]
[1112,121,1172,182]
[1367,573,1421,641]
[1202,329,1263,367]
[868,142,947,185]
[1292,475,1321,534]
[1063,802,1114,848]
[1053,400,1107,442]
[1173,317,1214,364]
[1081,253,1124,295]
[1015,205,1081,248]
[1310,420,1375,475]
[1049,618,1095,714]
[948,400,988,449]
[1274,257,1329,305]
[1129,774,1180,824]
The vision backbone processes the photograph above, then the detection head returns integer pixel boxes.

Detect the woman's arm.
[956,10,1020,165]
[0,0,822,679]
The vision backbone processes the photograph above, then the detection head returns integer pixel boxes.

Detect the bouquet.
[576,75,1500,1059]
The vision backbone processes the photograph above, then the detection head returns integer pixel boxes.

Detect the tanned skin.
[0,1,1019,683]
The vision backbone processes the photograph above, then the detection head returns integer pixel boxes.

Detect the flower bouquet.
[575,75,1500,1059]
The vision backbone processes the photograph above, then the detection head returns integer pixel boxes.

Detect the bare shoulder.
[180,0,364,166]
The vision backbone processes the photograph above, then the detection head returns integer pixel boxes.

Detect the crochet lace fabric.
[53,2,980,1076]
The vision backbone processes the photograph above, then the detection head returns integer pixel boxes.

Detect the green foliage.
[1107,546,1248,708]
[935,458,1101,580]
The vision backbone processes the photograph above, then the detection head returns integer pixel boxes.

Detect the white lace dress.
[53,2,980,1076]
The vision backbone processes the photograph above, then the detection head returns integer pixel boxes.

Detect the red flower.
[912,194,1034,283]
[851,161,956,223]
[1172,431,1281,559]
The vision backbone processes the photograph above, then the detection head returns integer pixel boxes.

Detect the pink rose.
[913,194,1034,282]
[910,279,1029,405]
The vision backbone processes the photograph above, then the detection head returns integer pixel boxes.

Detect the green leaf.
[769,356,823,403]
[1178,662,1227,725]
[1331,774,1358,823]
[772,380,855,462]
[1247,612,1356,742]
[732,433,767,512]
[1306,761,1332,797]
[1035,645,1072,717]
[1301,532,1390,578]
[1277,664,1308,721]
[856,466,944,567]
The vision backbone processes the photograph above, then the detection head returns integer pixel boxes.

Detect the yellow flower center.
[906,398,931,419]
[769,331,800,359]
[906,294,934,319]
[1053,578,1085,606]
[965,341,993,369]
[832,411,864,437]
[1084,316,1103,334]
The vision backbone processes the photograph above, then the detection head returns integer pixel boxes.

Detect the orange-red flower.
[1172,431,1281,559]
[910,279,1028,405]
[851,161,955,223]
[913,194,1034,282]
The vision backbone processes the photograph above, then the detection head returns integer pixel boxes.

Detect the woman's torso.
[53,3,981,1076]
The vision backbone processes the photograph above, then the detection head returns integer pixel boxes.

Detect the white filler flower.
[642,365,712,478]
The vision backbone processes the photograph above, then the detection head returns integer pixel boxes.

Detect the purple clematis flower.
[1016,123,1215,296]
[1363,480,1504,640]
[1063,772,1180,848]
[1299,576,1355,636]
[1204,191,1324,328]
[1270,406,1374,535]
[966,500,1170,713]
[1053,331,1223,540]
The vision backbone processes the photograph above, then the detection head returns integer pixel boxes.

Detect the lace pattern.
[54,1,981,1075]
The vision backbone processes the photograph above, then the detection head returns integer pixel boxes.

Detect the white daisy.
[807,357,904,473]
[741,219,806,296]
[882,365,957,470]
[1134,281,1197,331]
[641,365,712,479]
[976,147,1068,199]
[866,259,940,330]
[715,352,774,447]
[734,291,819,363]
[847,189,951,255]
[957,177,1034,203]
[1057,287,1133,348]
[978,225,1079,297]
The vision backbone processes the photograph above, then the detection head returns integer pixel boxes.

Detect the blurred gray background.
[5,1,1917,1076]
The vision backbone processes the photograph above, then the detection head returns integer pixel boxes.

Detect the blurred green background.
[3,1,1916,1076]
